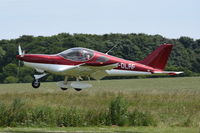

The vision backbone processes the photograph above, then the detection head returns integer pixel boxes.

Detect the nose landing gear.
[32,73,47,89]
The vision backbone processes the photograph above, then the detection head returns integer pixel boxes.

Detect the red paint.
[16,44,173,73]
[137,44,173,70]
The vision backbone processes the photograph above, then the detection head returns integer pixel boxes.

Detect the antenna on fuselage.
[105,43,118,55]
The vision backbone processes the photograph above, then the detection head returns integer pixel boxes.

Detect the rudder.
[138,44,173,70]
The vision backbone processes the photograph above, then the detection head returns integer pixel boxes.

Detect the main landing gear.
[60,87,82,91]
[60,76,69,91]
[61,88,81,91]
[61,88,68,90]
[74,88,82,91]
[58,76,83,91]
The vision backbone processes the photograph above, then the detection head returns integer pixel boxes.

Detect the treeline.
[0,33,199,83]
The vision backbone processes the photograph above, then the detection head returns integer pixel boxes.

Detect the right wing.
[59,63,118,79]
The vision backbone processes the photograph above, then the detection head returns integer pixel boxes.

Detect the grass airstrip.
[0,77,199,133]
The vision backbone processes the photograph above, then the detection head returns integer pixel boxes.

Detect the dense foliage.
[0,33,199,83]
[0,97,156,127]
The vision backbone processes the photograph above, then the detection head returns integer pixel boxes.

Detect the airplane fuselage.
[17,50,160,78]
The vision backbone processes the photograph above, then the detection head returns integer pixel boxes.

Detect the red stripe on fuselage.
[16,54,82,65]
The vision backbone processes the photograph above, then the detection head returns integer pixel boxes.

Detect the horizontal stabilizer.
[154,71,184,75]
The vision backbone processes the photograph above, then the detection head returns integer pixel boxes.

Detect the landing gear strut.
[60,76,68,91]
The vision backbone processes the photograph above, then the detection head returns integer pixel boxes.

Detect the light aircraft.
[16,44,183,91]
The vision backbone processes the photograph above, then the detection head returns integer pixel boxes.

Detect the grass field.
[0,126,199,133]
[0,77,200,132]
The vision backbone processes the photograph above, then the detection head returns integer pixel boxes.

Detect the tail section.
[138,44,173,70]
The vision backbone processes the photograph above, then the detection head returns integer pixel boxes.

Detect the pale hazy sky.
[0,0,199,39]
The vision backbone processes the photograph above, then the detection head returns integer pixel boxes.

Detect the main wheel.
[32,79,40,88]
[74,88,82,91]
[61,88,68,91]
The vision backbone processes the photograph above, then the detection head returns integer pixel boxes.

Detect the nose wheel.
[32,79,40,88]
[31,73,47,88]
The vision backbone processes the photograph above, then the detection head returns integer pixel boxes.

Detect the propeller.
[17,45,25,77]
[18,45,25,57]
[18,45,22,56]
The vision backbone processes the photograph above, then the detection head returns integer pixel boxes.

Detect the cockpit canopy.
[58,48,94,61]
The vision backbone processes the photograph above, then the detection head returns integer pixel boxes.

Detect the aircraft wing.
[87,63,119,79]
[59,63,118,79]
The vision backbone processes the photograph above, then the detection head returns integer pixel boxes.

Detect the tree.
[4,76,19,83]
[179,36,194,48]
[3,63,18,77]
[0,47,6,59]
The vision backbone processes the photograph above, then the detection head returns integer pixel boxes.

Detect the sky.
[0,0,199,40]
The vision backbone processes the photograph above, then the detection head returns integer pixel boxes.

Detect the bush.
[4,76,19,83]
[109,96,129,126]
[84,110,108,126]
[0,103,7,126]
[129,110,157,126]
[0,98,157,127]
[56,107,84,127]
[21,75,33,83]
[0,99,28,127]
[31,106,55,127]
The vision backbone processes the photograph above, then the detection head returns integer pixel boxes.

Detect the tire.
[32,80,40,88]
[74,88,82,91]
[61,88,68,91]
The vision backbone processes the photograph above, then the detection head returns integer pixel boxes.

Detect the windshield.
[59,48,94,61]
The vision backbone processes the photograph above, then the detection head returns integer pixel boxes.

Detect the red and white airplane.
[16,44,182,91]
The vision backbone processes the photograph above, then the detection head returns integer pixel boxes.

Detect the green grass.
[0,126,199,133]
[0,77,200,131]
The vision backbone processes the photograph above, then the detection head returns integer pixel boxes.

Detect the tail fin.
[138,44,173,70]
